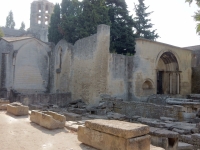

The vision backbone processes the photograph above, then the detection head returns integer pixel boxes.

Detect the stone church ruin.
[0,0,200,150]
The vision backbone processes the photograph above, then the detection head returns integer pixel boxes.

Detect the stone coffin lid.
[150,127,179,138]
[85,119,149,139]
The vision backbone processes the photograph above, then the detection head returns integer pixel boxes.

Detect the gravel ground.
[0,111,96,150]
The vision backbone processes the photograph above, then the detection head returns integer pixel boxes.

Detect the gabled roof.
[1,37,33,42]
[184,45,200,51]
[136,38,192,51]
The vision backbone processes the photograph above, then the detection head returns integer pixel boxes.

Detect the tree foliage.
[20,22,25,30]
[0,28,4,38]
[59,0,83,43]
[52,0,159,55]
[59,0,110,44]
[5,11,15,29]
[106,0,135,54]
[133,0,159,40]
[186,0,200,35]
[48,3,63,44]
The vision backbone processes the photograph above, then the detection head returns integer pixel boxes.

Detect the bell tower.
[30,0,54,42]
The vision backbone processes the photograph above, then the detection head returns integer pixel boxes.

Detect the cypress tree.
[59,0,82,43]
[5,11,15,29]
[134,0,159,40]
[106,0,135,55]
[48,3,63,44]
[20,22,25,31]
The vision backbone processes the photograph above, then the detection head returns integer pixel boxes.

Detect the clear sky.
[0,0,199,47]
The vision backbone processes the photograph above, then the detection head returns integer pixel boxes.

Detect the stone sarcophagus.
[78,119,151,150]
[0,99,10,110]
[7,102,29,116]
[30,110,66,130]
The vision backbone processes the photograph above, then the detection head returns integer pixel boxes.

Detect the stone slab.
[7,103,29,116]
[0,104,7,110]
[150,127,179,138]
[78,126,150,150]
[63,112,82,121]
[178,142,193,150]
[30,110,66,130]
[85,119,149,139]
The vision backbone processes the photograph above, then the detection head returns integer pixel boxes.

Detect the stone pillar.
[169,73,172,94]
[177,73,180,94]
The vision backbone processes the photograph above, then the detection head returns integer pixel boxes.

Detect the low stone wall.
[10,93,71,107]
[105,100,180,120]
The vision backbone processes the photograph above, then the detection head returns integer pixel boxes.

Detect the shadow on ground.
[79,143,97,150]
[29,122,69,136]
[5,112,29,119]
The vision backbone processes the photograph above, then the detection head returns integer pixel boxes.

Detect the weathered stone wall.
[13,39,51,93]
[133,39,192,99]
[10,93,71,107]
[192,66,200,93]
[51,40,73,93]
[107,54,134,101]
[106,99,180,120]
[0,38,52,95]
[51,25,110,105]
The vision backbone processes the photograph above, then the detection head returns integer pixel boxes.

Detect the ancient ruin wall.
[51,40,73,93]
[13,39,51,93]
[71,25,110,105]
[192,66,200,93]
[107,54,134,101]
[133,39,192,99]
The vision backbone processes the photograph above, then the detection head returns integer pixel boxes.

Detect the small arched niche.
[142,80,153,90]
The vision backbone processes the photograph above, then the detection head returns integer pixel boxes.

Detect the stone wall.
[107,54,134,101]
[133,39,192,99]
[13,39,51,93]
[10,93,71,107]
[105,99,180,120]
[52,25,110,105]
[192,66,200,93]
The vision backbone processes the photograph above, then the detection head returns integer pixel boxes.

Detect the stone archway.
[156,52,180,94]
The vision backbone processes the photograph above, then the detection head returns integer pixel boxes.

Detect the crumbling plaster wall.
[107,54,134,101]
[52,25,110,105]
[13,39,51,93]
[52,40,73,93]
[133,39,192,99]
[0,39,13,89]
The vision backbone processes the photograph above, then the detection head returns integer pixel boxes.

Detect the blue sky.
[0,0,199,47]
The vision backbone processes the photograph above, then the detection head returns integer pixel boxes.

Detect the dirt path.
[0,111,96,150]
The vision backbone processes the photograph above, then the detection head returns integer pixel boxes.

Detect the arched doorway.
[156,52,180,94]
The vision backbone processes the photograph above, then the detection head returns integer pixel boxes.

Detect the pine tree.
[59,0,110,44]
[133,0,159,40]
[5,11,15,29]
[48,3,63,44]
[106,0,135,55]
[78,0,110,37]
[20,22,25,30]
[59,0,82,43]
[186,0,200,35]
[0,28,4,38]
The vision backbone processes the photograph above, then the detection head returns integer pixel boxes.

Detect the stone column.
[169,73,172,94]
[177,73,180,94]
